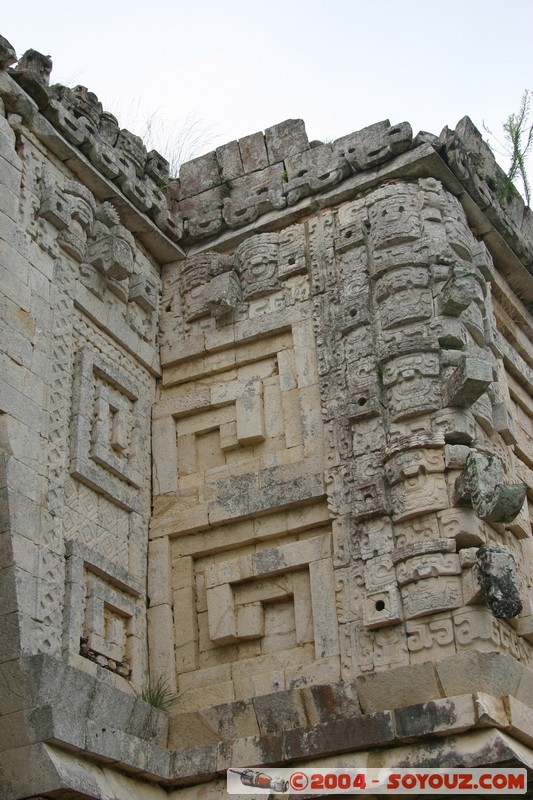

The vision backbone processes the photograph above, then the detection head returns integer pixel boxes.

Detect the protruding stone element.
[11,48,52,109]
[0,35,17,69]
[436,264,480,316]
[13,49,52,84]
[454,450,527,523]
[334,120,412,171]
[235,233,280,299]
[476,545,523,619]
[206,271,240,318]
[129,272,159,312]
[443,356,493,408]
[86,229,134,280]
[38,184,71,230]
[178,251,238,321]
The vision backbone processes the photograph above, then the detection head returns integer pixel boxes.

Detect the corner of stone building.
[2,30,533,800]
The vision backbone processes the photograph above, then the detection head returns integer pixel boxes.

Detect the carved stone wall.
[1,32,533,800]
[154,176,533,752]
[0,38,162,700]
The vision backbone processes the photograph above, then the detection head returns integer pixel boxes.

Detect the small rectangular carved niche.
[63,542,144,685]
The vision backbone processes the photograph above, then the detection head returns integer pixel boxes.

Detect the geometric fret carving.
[63,542,144,685]
[70,345,143,512]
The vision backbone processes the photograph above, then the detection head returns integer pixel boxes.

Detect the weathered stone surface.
[2,36,533,800]
[0,35,16,69]
[394,694,476,739]
[435,651,525,698]
[475,544,523,619]
[356,663,442,712]
[285,709,395,761]
[443,356,493,408]
[454,450,527,523]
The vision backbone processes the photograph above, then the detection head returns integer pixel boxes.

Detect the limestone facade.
[1,33,533,799]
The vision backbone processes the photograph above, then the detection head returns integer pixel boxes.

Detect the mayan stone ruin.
[1,31,533,799]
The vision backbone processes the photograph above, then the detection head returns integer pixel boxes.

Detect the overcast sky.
[3,0,533,175]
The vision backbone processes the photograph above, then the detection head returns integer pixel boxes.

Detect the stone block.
[0,183,20,222]
[31,705,86,751]
[461,566,484,605]
[0,741,67,800]
[292,570,313,644]
[206,583,236,644]
[281,389,303,448]
[206,271,240,318]
[300,680,361,725]
[174,681,235,713]
[436,651,523,698]
[438,506,486,547]
[334,120,412,171]
[390,473,448,522]
[356,662,442,712]
[291,319,319,389]
[309,558,339,659]
[405,613,456,663]
[474,692,509,727]
[363,586,402,629]
[401,575,463,619]
[228,732,283,768]
[178,151,221,198]
[174,585,198,664]
[87,680,136,731]
[126,699,168,744]
[0,658,35,715]
[0,379,44,436]
[265,119,309,163]
[0,708,35,752]
[253,688,307,734]
[251,534,330,576]
[179,663,232,692]
[237,603,263,640]
[394,694,476,739]
[283,710,395,761]
[285,655,340,692]
[396,552,461,586]
[515,665,533,707]
[216,140,244,181]
[168,711,220,749]
[147,537,172,607]
[505,695,533,748]
[235,383,265,445]
[238,131,269,172]
[516,615,533,643]
[443,356,493,408]
[85,721,171,777]
[243,668,287,699]
[147,605,176,690]
[202,697,260,742]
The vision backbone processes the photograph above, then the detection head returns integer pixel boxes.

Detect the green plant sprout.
[141,675,179,712]
[485,90,533,208]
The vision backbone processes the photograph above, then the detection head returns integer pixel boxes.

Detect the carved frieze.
[38,175,159,342]
[235,233,280,299]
